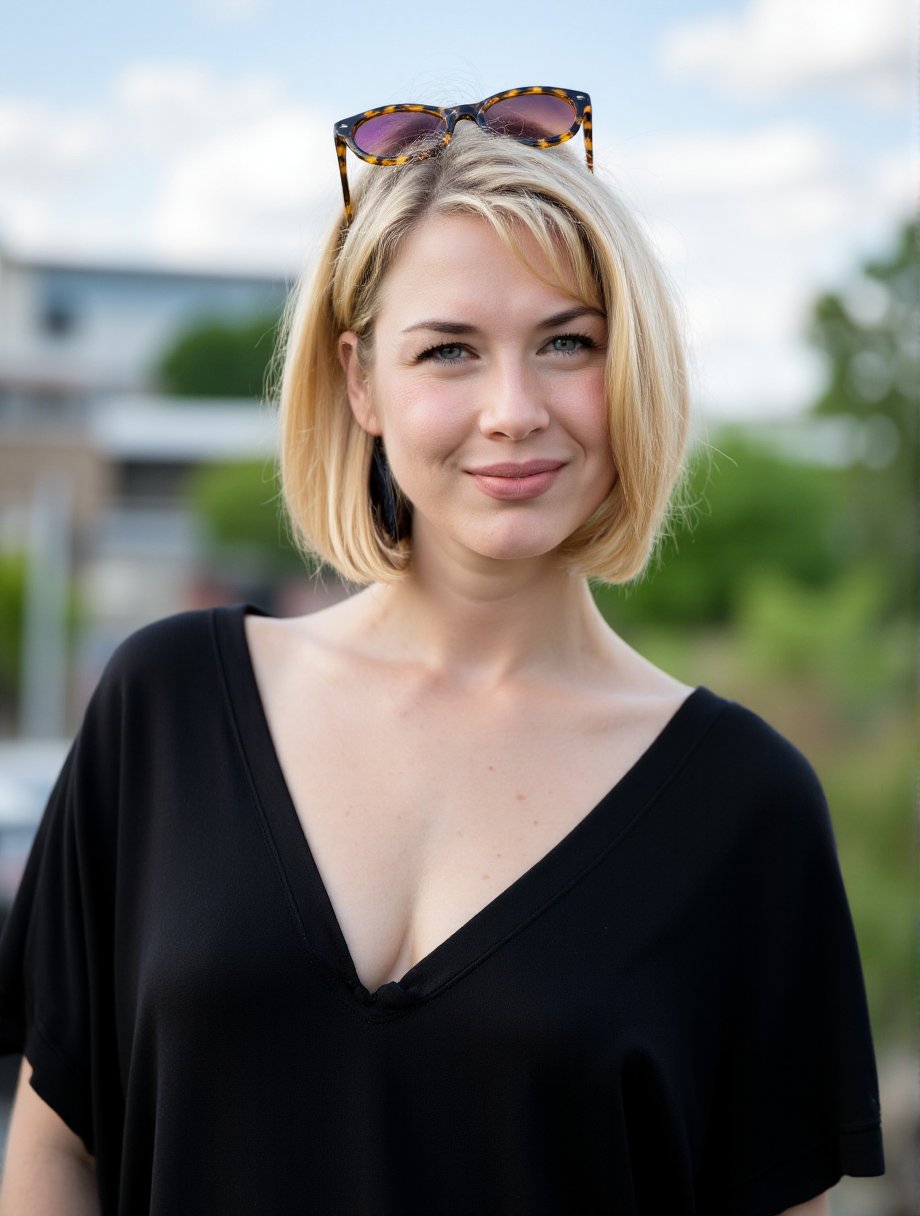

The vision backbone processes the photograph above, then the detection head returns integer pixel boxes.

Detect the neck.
[355,546,621,691]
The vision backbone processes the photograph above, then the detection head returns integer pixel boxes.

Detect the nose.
[478,360,550,441]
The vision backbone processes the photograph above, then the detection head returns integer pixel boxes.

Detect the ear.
[338,331,381,436]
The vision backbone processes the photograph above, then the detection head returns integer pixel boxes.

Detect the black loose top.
[0,604,884,1215]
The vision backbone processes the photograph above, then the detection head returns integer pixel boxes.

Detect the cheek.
[378,381,470,462]
[563,374,611,450]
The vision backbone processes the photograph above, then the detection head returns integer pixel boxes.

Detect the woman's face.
[339,212,616,570]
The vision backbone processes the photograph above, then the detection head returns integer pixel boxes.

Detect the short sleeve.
[0,669,122,1156]
[695,733,885,1216]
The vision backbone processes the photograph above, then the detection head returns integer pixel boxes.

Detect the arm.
[779,1193,831,1216]
[0,1056,100,1216]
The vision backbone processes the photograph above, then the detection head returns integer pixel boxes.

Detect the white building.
[0,246,288,410]
[0,246,296,736]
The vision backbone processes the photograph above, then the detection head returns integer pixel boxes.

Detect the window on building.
[41,296,80,337]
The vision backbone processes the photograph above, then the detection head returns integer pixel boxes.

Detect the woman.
[0,88,884,1215]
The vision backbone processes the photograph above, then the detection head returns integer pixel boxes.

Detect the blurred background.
[0,0,916,1210]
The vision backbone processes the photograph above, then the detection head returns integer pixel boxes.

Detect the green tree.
[0,553,26,713]
[157,313,282,398]
[810,221,916,445]
[594,430,849,629]
[805,219,917,612]
[186,459,308,580]
[0,552,83,729]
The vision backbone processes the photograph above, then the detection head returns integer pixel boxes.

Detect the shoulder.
[87,603,250,721]
[684,694,854,954]
[700,690,825,796]
[693,688,834,851]
[63,605,252,804]
[101,603,249,681]
[105,604,231,673]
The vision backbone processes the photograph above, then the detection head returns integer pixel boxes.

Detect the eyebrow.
[400,306,606,336]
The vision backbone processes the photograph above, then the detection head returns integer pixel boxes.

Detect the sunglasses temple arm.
[335,133,354,225]
[583,103,594,173]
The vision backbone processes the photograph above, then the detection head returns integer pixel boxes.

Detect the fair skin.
[0,211,830,1216]
[1,1058,99,1215]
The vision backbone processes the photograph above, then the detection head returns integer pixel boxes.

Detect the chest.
[253,661,686,994]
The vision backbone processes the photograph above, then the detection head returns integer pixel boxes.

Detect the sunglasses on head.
[333,86,593,225]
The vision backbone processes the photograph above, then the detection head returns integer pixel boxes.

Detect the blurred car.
[0,740,70,933]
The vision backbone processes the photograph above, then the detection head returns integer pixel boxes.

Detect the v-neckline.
[213,602,726,1018]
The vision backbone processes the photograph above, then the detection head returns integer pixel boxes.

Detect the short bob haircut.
[277,122,689,586]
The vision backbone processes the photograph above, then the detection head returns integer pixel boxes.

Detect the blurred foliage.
[734,565,910,718]
[0,553,26,711]
[186,458,308,580]
[157,313,282,399]
[0,552,83,727]
[808,220,916,446]
[806,219,917,613]
[817,711,914,1044]
[594,432,850,628]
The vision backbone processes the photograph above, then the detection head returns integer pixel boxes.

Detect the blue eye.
[417,343,467,364]
[548,333,596,355]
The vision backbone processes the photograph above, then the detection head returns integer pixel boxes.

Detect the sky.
[1,0,913,420]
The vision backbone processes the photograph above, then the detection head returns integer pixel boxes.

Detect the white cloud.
[605,123,912,417]
[113,62,286,155]
[114,64,339,269]
[147,106,334,268]
[659,0,911,110]
[0,64,338,271]
[0,100,107,194]
[615,124,837,196]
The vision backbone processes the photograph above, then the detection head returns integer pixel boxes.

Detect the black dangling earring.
[369,436,404,541]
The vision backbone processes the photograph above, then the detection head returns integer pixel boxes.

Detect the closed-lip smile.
[467,460,565,477]
[466,460,567,501]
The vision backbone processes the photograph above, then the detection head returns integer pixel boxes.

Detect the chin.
[413,506,586,567]
[463,524,573,564]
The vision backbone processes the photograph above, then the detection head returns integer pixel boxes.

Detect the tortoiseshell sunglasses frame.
[333,86,593,225]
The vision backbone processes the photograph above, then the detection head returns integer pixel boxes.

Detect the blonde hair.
[277,123,689,585]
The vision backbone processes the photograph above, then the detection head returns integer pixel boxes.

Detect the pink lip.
[467,460,565,501]
[468,460,564,477]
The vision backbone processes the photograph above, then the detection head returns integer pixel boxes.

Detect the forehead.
[375,212,591,327]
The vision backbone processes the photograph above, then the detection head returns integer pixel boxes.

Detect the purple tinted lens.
[353,111,446,157]
[484,94,577,140]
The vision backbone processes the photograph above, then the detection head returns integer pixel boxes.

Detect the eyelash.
[415,332,599,365]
